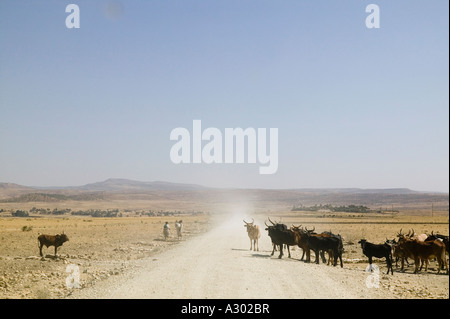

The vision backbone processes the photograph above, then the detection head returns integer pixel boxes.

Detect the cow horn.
[268,217,275,225]
[251,218,254,224]
[243,220,249,225]
[265,220,269,227]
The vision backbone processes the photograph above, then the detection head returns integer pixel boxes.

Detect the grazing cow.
[397,237,448,274]
[175,220,183,240]
[358,239,393,275]
[38,233,69,257]
[243,219,261,251]
[305,232,343,267]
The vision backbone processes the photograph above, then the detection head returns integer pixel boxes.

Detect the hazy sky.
[0,0,448,192]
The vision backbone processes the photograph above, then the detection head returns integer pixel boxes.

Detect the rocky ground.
[0,212,448,299]
[0,214,211,299]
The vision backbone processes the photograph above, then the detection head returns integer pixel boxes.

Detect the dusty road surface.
[68,215,448,299]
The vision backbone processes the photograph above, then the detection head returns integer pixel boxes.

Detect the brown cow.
[38,233,69,257]
[290,225,314,262]
[397,237,448,274]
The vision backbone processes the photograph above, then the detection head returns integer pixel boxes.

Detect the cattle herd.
[34,219,448,277]
[244,219,449,275]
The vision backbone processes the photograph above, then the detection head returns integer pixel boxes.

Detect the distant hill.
[0,179,448,215]
[0,192,104,203]
[76,178,207,192]
[0,182,34,191]
[0,179,431,195]
[0,179,208,202]
[282,188,419,195]
[0,182,36,200]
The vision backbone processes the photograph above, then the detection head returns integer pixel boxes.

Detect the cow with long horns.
[397,235,448,274]
[265,217,305,259]
[290,224,315,261]
[243,219,261,251]
[265,218,289,257]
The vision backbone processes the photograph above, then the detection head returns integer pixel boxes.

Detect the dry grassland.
[0,203,448,299]
[0,213,210,299]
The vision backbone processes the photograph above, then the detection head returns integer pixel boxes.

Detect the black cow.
[358,239,393,275]
[305,232,343,267]
[265,219,300,259]
[320,231,344,266]
[38,233,69,257]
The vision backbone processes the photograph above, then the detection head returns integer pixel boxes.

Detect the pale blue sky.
[0,0,448,192]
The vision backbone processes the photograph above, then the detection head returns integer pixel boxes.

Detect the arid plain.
[0,180,448,299]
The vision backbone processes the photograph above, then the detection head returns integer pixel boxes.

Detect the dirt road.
[68,215,448,299]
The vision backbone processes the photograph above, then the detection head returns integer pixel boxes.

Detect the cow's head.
[243,219,255,232]
[397,228,407,240]
[57,233,69,243]
[358,239,367,248]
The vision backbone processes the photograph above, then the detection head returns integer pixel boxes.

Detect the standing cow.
[38,233,69,257]
[243,219,261,251]
[358,239,394,275]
